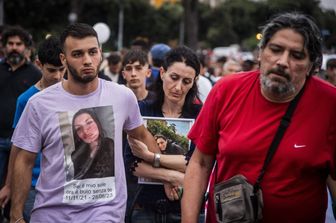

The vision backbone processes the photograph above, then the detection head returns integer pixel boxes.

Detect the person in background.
[197,53,213,103]
[99,52,125,84]
[0,36,64,222]
[221,59,242,76]
[242,59,259,72]
[325,58,336,86]
[0,25,7,61]
[130,37,150,53]
[182,12,336,223]
[211,56,227,82]
[0,26,41,202]
[148,43,171,88]
[122,49,155,102]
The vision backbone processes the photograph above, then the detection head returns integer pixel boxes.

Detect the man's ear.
[100,48,103,61]
[122,70,126,79]
[159,67,165,80]
[307,63,314,76]
[60,53,66,66]
[146,66,152,78]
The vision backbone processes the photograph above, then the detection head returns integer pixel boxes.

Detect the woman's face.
[156,137,167,152]
[74,113,99,144]
[161,62,196,104]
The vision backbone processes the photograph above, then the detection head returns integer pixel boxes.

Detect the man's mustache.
[8,50,22,56]
[267,67,291,81]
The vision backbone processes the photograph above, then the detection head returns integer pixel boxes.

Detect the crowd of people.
[0,11,335,223]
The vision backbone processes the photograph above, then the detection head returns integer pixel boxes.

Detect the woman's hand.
[164,183,180,201]
[131,161,152,177]
[127,136,154,162]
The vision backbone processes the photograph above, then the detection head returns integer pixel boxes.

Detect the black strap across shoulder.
[253,85,306,192]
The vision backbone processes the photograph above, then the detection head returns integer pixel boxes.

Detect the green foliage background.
[147,119,189,151]
[2,0,336,51]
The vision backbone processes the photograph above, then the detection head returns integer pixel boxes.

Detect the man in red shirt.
[182,12,336,223]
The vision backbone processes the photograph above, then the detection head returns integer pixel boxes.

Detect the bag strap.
[253,85,305,192]
[213,84,305,188]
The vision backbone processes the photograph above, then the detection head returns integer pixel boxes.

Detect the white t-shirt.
[12,78,143,222]
[197,75,213,103]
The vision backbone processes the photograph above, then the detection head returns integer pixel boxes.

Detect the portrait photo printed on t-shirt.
[58,106,116,204]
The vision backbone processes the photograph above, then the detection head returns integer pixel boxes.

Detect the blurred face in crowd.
[222,60,242,76]
[259,28,313,102]
[5,36,27,65]
[109,62,122,74]
[122,61,151,89]
[61,36,102,84]
[326,66,336,86]
[36,61,65,88]
[74,112,100,144]
[161,62,196,105]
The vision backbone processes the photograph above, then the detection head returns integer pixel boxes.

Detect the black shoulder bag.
[214,87,305,223]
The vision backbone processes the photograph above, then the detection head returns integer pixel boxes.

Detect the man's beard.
[67,62,98,84]
[260,68,296,97]
[7,51,25,65]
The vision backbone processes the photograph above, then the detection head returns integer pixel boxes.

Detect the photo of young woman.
[71,108,114,179]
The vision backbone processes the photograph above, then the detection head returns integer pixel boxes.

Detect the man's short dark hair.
[60,23,98,52]
[122,50,148,68]
[2,26,32,47]
[326,58,336,70]
[130,37,149,52]
[107,52,121,65]
[259,12,322,74]
[38,36,62,66]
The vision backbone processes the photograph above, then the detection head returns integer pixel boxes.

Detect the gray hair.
[258,12,322,74]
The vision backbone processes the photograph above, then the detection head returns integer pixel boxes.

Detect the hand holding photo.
[137,116,194,184]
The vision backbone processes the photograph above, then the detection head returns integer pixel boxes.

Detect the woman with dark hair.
[127,46,203,222]
[71,108,114,179]
[155,134,185,155]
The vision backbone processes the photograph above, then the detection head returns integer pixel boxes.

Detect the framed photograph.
[138,116,195,185]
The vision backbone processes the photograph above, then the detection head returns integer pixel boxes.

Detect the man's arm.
[10,148,36,222]
[132,161,184,186]
[0,146,20,207]
[128,136,187,172]
[181,148,215,223]
[126,125,160,157]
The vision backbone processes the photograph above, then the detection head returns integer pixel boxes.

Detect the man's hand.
[0,184,11,208]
